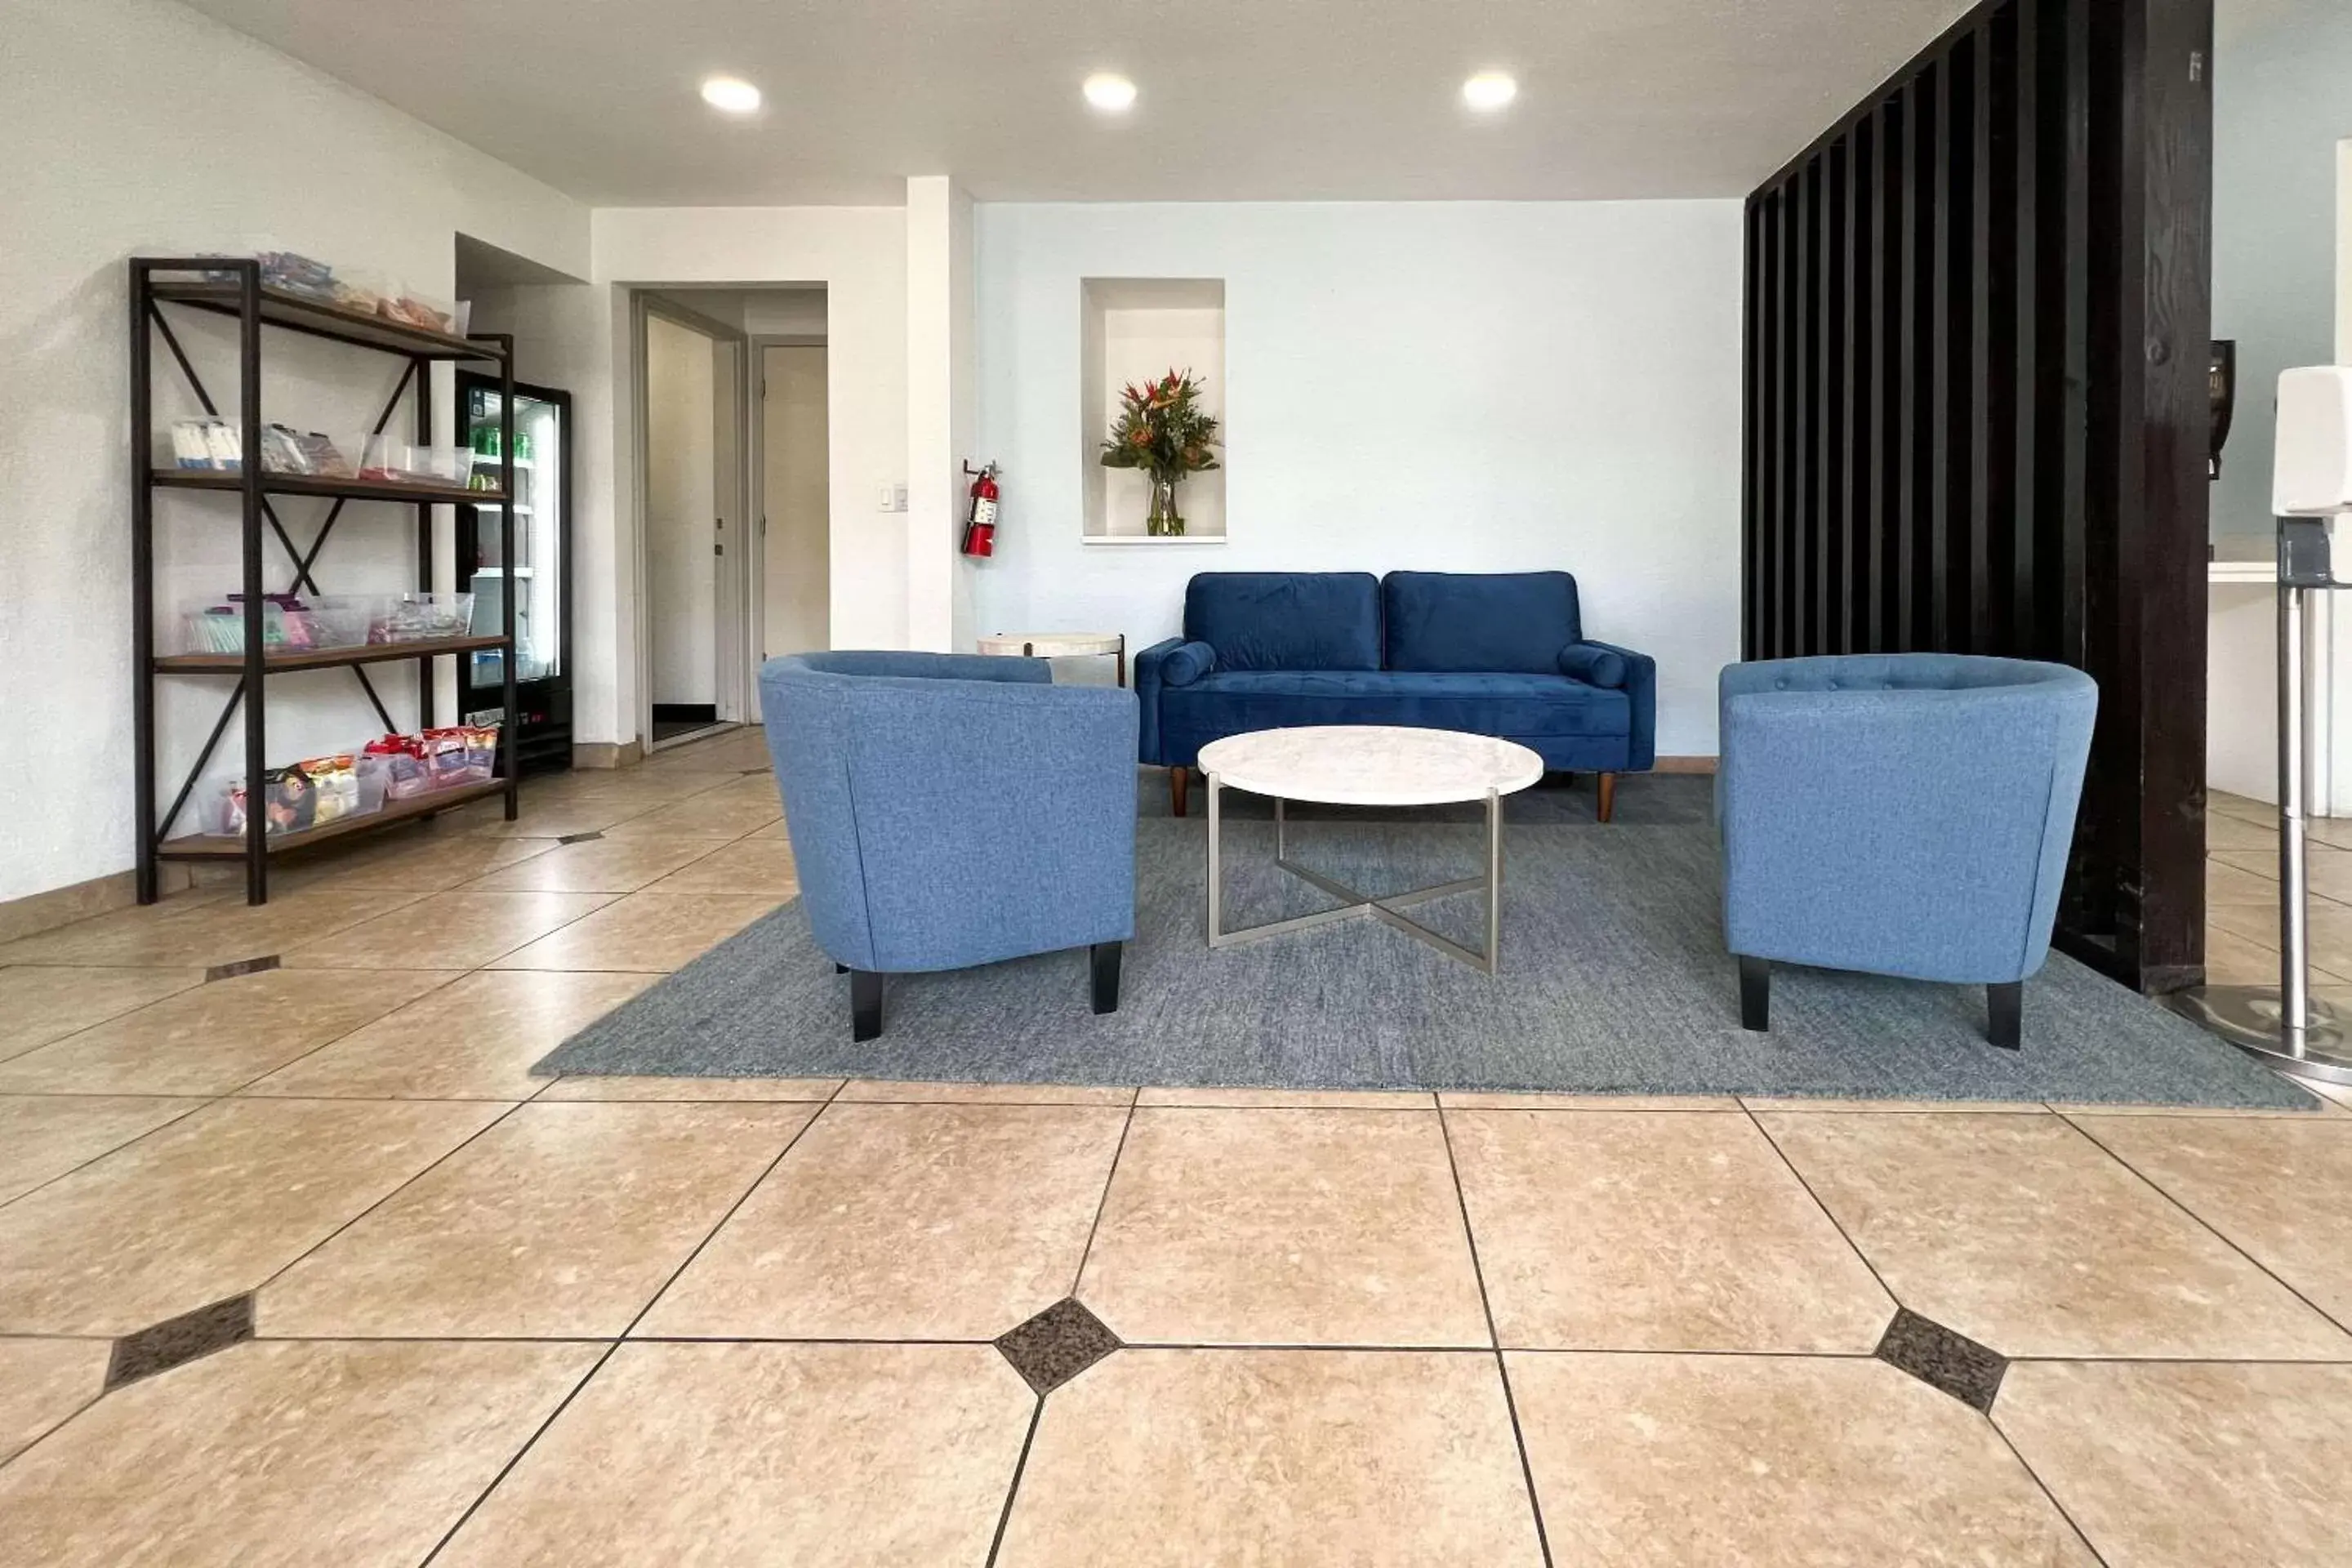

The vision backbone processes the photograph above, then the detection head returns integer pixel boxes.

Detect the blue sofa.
[1717,653,2098,1049]
[1134,571,1656,820]
[759,652,1138,1040]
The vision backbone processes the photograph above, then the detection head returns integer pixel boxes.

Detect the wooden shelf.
[149,280,504,362]
[155,635,507,675]
[158,778,509,860]
[152,469,505,508]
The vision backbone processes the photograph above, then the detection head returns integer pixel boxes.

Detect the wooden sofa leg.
[1988,982,2022,1050]
[849,969,883,1041]
[1170,766,1191,817]
[1597,772,1617,824]
[1739,957,1771,1031]
[1091,941,1124,1015]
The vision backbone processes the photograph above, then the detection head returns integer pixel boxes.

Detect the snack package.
[171,419,218,470]
[418,728,474,790]
[295,754,359,824]
[459,724,500,784]
[363,734,433,800]
[221,764,319,836]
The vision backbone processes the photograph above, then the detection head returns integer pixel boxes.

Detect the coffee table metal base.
[1205,777,1504,974]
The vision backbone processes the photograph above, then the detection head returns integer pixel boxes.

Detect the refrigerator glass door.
[466,390,564,690]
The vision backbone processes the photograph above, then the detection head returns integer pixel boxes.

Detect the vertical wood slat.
[1736,0,2212,995]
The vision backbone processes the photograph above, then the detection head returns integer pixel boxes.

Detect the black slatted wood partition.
[1743,0,2212,992]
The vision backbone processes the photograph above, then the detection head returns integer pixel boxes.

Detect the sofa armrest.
[1570,639,1655,769]
[1133,637,1214,765]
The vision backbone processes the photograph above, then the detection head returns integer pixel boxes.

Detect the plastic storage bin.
[372,592,475,644]
[356,435,474,488]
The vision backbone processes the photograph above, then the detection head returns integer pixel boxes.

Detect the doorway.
[639,299,745,746]
[757,342,831,670]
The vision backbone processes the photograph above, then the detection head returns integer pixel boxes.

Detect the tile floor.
[0,740,2348,1565]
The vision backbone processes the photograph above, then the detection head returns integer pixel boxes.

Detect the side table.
[976,631,1128,688]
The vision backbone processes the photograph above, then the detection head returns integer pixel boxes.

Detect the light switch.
[876,483,896,511]
[893,483,910,512]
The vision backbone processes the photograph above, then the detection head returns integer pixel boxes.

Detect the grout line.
[1065,1089,1141,1298]
[982,1399,1046,1568]
[1739,1106,1904,1312]
[1984,1405,2115,1568]
[1432,1101,1555,1568]
[2053,1110,2352,1339]
[417,1339,621,1563]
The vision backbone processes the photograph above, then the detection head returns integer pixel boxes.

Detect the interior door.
[644,312,719,737]
[761,344,831,664]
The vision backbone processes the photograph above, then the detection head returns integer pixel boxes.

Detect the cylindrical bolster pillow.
[1559,643,1628,688]
[1162,640,1216,687]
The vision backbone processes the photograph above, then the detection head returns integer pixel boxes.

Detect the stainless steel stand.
[2172,549,2352,1083]
[1205,774,1505,974]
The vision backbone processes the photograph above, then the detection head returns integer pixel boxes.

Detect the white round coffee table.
[1197,725,1544,974]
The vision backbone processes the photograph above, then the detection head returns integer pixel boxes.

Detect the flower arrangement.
[1099,368,1222,536]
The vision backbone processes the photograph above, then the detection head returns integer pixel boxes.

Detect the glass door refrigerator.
[457,375,572,774]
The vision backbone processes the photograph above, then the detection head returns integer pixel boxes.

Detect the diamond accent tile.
[996,1298,1120,1396]
[203,955,280,983]
[1875,1307,2007,1413]
[105,1294,254,1390]
[556,831,605,845]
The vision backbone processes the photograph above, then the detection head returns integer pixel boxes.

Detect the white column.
[906,175,975,653]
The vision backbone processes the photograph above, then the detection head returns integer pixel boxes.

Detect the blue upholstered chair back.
[1717,654,2097,985]
[1183,573,1382,670]
[759,652,1138,973]
[1383,571,1584,673]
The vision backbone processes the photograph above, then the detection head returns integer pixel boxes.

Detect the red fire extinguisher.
[961,461,1001,557]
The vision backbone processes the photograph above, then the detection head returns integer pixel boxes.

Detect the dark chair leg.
[1090,941,1123,1015]
[1987,982,2022,1050]
[849,969,883,1041]
[1597,772,1617,824]
[834,962,847,973]
[1739,956,1771,1031]
[1170,765,1190,817]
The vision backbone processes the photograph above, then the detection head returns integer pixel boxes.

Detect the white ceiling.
[185,0,1978,206]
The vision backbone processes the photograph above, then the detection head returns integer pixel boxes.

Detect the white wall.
[0,0,587,902]
[907,177,976,653]
[971,201,1745,755]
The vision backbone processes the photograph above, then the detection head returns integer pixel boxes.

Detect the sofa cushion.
[1164,669,1632,742]
[1185,572,1382,671]
[1383,571,1583,674]
[1558,642,1629,688]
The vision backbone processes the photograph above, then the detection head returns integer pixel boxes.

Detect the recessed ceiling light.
[1083,73,1138,113]
[700,76,762,115]
[1462,71,1517,112]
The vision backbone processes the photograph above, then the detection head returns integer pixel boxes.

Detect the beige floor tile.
[639,731,773,773]
[436,1343,1034,1566]
[0,969,456,1096]
[1448,1110,1893,1352]
[270,830,555,892]
[1757,1111,2351,1357]
[2045,1093,2342,1117]
[1441,1091,1740,1111]
[261,1101,815,1338]
[2200,920,2352,985]
[0,1095,207,1203]
[0,885,426,970]
[466,835,723,894]
[1140,1086,1437,1109]
[449,794,667,840]
[244,970,656,1101]
[2209,790,2275,826]
[0,1339,595,1568]
[2210,899,2352,979]
[639,1102,1127,1339]
[2309,814,2352,851]
[2217,842,2352,905]
[746,817,792,840]
[282,890,612,970]
[0,1338,109,1463]
[2207,856,2283,908]
[1079,1107,1490,1348]
[997,1348,1544,1566]
[1509,1353,2094,1567]
[0,966,206,1063]
[488,892,778,972]
[2207,813,2275,853]
[1739,1096,2049,1112]
[0,1097,501,1334]
[601,776,783,840]
[839,1079,1135,1106]
[640,838,800,895]
[2070,1113,2352,1325]
[1996,1361,2352,1568]
[535,1074,844,1102]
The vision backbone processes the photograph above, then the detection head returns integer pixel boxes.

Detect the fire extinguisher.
[961,461,1001,558]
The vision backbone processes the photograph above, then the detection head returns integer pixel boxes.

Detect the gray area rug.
[538,777,2312,1108]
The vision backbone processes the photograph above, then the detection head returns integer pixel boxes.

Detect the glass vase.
[1145,475,1186,537]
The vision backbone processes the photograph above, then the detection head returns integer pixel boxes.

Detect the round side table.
[977,631,1128,688]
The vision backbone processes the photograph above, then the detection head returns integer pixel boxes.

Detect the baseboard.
[572,739,645,771]
[1653,756,1720,775]
[0,863,196,946]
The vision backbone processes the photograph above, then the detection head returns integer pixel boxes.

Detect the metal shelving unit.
[131,256,519,906]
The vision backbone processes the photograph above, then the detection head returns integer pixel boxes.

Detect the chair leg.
[1739,956,1771,1031]
[834,962,847,974]
[1987,982,2022,1050]
[1090,941,1123,1015]
[849,969,883,1041]
[1170,765,1190,818]
[1597,772,1617,824]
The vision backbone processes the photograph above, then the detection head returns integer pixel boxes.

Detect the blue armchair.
[759,652,1138,1040]
[1717,654,2097,1049]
